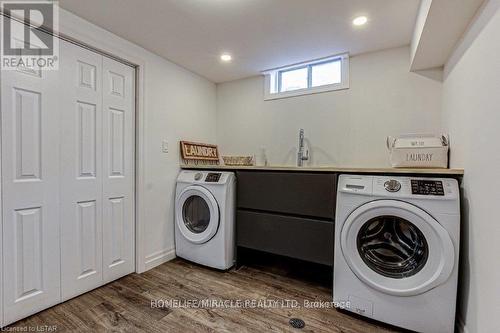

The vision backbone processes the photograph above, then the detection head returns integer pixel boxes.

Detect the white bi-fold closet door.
[1,35,62,324]
[1,34,135,325]
[58,41,135,299]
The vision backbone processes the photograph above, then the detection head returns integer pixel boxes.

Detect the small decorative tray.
[222,156,254,166]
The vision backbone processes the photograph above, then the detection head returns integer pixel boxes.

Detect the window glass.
[182,195,211,234]
[311,60,341,87]
[280,67,308,92]
[264,53,349,99]
[357,215,428,279]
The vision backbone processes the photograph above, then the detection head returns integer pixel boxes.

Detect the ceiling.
[60,0,421,83]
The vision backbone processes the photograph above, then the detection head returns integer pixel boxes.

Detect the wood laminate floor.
[7,258,399,332]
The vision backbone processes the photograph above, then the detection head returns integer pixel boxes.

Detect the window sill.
[263,82,349,101]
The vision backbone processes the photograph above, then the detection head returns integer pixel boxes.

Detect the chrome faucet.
[297,128,309,167]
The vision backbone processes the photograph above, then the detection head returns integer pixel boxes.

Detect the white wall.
[140,53,217,270]
[216,46,442,167]
[441,2,500,332]
[58,9,217,271]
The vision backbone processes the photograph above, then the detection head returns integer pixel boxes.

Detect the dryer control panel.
[177,170,235,185]
[205,172,222,182]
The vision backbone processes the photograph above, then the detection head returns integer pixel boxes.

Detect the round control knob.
[194,172,203,181]
[384,179,401,192]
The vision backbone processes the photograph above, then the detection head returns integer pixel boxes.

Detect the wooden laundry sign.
[180,141,220,165]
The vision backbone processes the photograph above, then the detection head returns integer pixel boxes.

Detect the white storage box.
[386,134,449,168]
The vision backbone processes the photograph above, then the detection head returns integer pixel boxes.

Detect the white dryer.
[334,175,460,333]
[175,170,236,270]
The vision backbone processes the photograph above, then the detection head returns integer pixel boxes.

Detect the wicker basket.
[387,134,449,168]
[222,156,254,166]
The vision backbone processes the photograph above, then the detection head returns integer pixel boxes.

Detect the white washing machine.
[334,175,460,333]
[175,170,236,270]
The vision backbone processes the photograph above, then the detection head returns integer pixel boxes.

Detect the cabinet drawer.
[237,210,334,265]
[236,171,336,219]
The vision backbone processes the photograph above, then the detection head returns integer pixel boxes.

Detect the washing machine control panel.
[205,172,222,183]
[410,179,444,196]
[367,176,457,198]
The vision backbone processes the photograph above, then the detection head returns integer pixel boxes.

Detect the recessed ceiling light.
[220,53,232,62]
[352,16,368,26]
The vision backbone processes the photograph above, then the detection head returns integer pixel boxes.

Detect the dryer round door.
[176,185,220,244]
[340,200,455,296]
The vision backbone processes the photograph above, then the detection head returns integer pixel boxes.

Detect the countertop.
[180,164,464,176]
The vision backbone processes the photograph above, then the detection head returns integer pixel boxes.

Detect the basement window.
[263,53,349,100]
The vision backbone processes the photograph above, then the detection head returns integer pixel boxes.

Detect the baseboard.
[143,248,176,271]
[456,315,469,333]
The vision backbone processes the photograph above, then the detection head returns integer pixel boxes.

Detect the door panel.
[237,171,336,218]
[76,200,98,277]
[102,57,135,283]
[176,186,220,244]
[14,207,43,301]
[78,61,97,90]
[59,41,104,300]
[77,102,97,178]
[109,108,125,176]
[1,35,61,323]
[13,88,41,180]
[340,200,455,296]
[237,210,334,265]
[108,197,126,267]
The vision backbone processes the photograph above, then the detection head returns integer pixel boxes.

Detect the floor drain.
[289,318,305,329]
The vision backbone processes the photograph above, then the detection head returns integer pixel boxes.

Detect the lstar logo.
[1,1,59,70]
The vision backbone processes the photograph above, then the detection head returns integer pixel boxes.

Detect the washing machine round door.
[340,200,455,296]
[176,185,219,244]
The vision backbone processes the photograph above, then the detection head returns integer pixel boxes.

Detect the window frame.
[263,53,349,100]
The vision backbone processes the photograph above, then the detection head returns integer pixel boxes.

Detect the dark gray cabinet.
[236,171,337,266]
[237,210,334,265]
[237,171,336,218]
